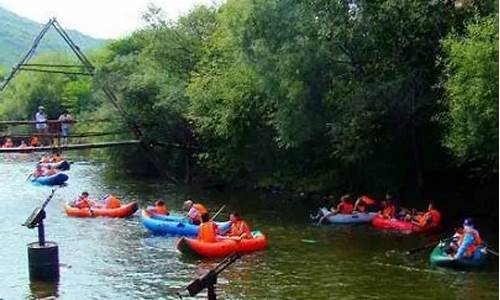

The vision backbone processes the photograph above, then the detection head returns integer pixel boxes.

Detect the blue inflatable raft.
[319,207,377,224]
[140,210,231,236]
[31,173,69,186]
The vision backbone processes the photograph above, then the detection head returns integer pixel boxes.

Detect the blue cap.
[463,218,473,226]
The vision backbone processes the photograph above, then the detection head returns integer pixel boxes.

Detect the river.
[0,156,497,299]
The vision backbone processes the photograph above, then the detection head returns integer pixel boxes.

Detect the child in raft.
[32,165,44,178]
[219,212,252,240]
[147,200,169,216]
[44,165,57,176]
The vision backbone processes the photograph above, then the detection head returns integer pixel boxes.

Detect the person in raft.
[198,213,218,243]
[353,195,377,213]
[44,165,57,176]
[454,218,484,260]
[225,212,252,240]
[318,194,354,224]
[444,226,464,255]
[147,200,169,216]
[379,195,396,219]
[184,199,208,225]
[32,165,44,178]
[51,152,64,163]
[74,192,102,209]
[410,202,441,228]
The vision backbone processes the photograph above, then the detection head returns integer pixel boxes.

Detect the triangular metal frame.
[0,18,177,182]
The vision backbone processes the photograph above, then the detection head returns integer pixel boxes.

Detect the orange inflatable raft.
[176,231,268,258]
[64,202,138,218]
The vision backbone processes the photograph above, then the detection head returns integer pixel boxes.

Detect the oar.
[26,173,33,181]
[406,237,452,255]
[210,205,226,221]
[486,248,499,257]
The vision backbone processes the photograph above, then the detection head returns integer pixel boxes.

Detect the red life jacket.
[338,202,354,214]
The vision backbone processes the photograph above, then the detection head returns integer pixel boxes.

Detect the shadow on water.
[28,281,58,300]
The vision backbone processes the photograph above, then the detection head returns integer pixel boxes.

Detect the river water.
[0,157,497,299]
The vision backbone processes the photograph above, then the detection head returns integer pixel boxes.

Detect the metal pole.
[37,215,45,247]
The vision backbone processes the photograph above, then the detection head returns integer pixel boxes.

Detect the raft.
[430,242,488,268]
[176,231,268,258]
[319,207,377,224]
[40,160,70,171]
[140,210,231,236]
[371,215,439,233]
[64,201,138,218]
[31,173,68,186]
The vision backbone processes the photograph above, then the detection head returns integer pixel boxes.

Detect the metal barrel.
[27,241,59,282]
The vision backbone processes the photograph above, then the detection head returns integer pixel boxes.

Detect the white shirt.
[35,111,47,129]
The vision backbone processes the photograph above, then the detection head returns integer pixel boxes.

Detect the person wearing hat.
[454,218,484,259]
[35,106,48,144]
[183,199,208,225]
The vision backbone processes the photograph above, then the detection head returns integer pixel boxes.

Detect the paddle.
[26,173,33,181]
[406,236,453,255]
[486,248,499,257]
[210,205,226,221]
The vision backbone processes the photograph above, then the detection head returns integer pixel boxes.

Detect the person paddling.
[318,195,354,224]
[226,212,252,239]
[184,199,208,225]
[454,218,484,259]
[74,192,102,209]
[353,195,376,213]
[379,195,396,219]
[411,202,441,228]
[198,213,218,243]
[32,165,44,178]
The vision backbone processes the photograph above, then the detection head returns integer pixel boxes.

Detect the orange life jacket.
[458,228,483,257]
[193,203,208,215]
[106,196,121,209]
[76,197,90,209]
[229,220,251,238]
[360,195,376,205]
[338,202,354,214]
[419,209,441,227]
[198,221,218,243]
[155,204,169,215]
[31,137,39,146]
[382,205,396,218]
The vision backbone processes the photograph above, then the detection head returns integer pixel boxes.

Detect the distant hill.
[0,6,106,68]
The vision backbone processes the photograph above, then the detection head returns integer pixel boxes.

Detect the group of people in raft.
[73,195,252,242]
[315,194,483,260]
[31,152,65,179]
[316,194,441,228]
[146,199,252,242]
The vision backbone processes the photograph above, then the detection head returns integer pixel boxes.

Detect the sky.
[0,0,217,39]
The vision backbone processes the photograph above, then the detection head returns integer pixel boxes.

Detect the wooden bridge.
[0,18,181,182]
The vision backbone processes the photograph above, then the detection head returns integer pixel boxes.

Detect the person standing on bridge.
[35,106,48,145]
[58,110,73,145]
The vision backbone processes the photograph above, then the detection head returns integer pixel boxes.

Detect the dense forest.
[0,0,497,203]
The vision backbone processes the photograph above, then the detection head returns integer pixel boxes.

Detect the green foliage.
[440,14,499,166]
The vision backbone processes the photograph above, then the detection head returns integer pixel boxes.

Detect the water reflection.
[28,280,58,300]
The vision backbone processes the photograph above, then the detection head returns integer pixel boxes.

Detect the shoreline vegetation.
[0,1,497,210]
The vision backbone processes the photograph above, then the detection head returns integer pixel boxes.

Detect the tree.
[440,14,499,168]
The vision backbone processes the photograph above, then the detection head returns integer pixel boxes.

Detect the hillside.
[0,6,105,67]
